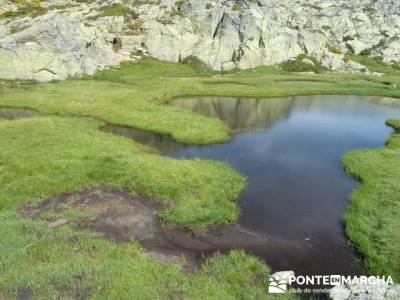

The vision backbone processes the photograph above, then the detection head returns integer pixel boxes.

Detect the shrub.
[169,9,183,17]
[360,48,372,56]
[322,25,331,31]
[232,4,241,11]
[181,55,210,71]
[2,4,46,19]
[281,55,327,74]
[343,35,354,42]
[329,47,342,55]
[127,19,144,35]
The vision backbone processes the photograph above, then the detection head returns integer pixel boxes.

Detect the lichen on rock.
[0,0,399,81]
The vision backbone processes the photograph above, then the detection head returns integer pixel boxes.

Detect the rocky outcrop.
[137,0,399,72]
[0,0,399,81]
[0,11,132,81]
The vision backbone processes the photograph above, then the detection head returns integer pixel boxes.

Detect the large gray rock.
[382,41,400,65]
[0,11,131,81]
[0,0,399,80]
[132,0,400,71]
[346,40,369,55]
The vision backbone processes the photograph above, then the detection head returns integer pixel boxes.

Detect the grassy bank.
[1,211,276,298]
[0,116,285,298]
[0,57,400,297]
[343,120,400,282]
[0,117,244,228]
[0,58,399,145]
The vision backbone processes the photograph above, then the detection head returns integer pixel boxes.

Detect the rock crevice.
[0,0,399,81]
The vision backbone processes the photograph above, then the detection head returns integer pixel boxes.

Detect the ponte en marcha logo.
[268,271,394,294]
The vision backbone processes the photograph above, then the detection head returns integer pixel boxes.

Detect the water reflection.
[168,95,400,276]
[100,97,299,153]
[65,95,400,277]
[169,97,295,133]
[100,124,187,153]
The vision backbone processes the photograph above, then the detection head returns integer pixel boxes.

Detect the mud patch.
[22,188,306,272]
[16,288,33,300]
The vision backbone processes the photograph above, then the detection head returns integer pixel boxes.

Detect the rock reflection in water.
[168,95,400,277]
[169,96,295,133]
[100,97,298,153]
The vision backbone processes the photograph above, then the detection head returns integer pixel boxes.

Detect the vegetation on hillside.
[280,54,328,74]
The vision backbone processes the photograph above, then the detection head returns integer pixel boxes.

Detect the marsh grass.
[0,57,400,297]
[343,119,400,282]
[0,116,261,298]
[1,212,288,299]
[0,117,244,228]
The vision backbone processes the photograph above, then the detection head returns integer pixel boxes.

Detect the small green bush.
[329,47,342,55]
[1,4,46,19]
[232,4,241,11]
[181,55,210,71]
[127,19,144,35]
[322,25,331,31]
[343,35,355,42]
[169,9,183,17]
[281,55,327,74]
[98,5,134,17]
[360,48,372,56]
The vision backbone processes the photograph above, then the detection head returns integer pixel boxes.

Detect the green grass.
[0,4,46,19]
[0,79,230,145]
[347,55,400,76]
[343,120,400,282]
[1,57,399,146]
[97,5,136,18]
[0,115,283,298]
[280,54,328,74]
[0,117,244,228]
[232,4,242,11]
[1,57,400,297]
[1,211,289,299]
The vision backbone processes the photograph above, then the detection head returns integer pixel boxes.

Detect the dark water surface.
[166,95,400,276]
[100,124,187,153]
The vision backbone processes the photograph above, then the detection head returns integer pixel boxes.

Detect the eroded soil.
[22,188,306,272]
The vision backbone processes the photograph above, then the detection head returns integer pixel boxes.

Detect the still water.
[5,95,397,276]
[166,95,400,276]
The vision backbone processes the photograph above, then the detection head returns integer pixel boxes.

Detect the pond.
[3,95,400,278]
[166,95,400,276]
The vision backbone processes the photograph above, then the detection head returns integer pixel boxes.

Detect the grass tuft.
[344,119,400,282]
